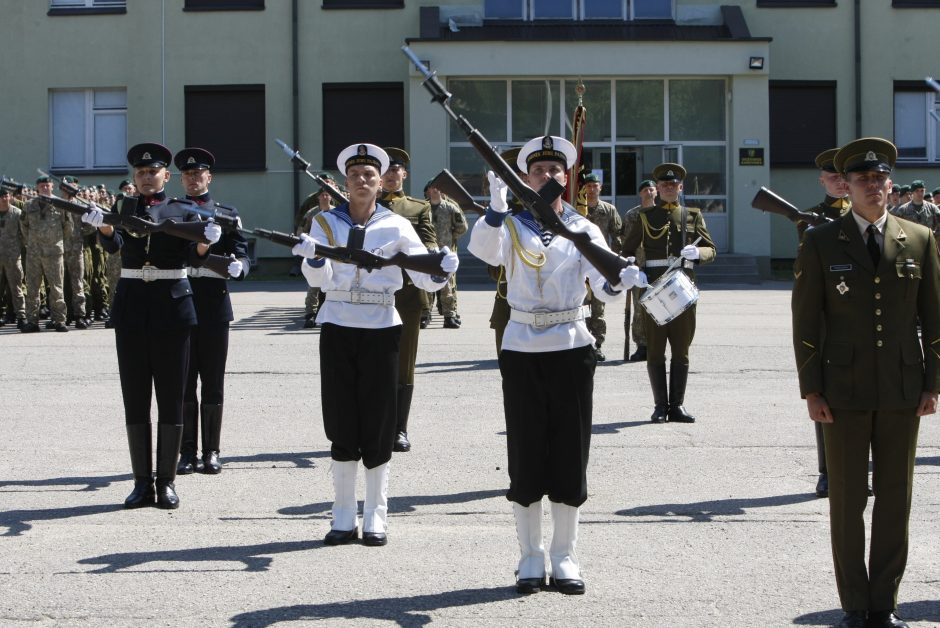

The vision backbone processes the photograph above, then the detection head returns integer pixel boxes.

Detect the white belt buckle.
[532,312,548,327]
[141,264,156,282]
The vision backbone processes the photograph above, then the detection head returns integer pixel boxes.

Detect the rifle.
[428,169,486,214]
[402,46,630,286]
[203,254,237,277]
[39,169,240,232]
[244,226,448,277]
[275,139,349,206]
[45,194,215,244]
[751,187,831,227]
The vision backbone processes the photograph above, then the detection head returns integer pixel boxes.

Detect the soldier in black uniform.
[81,143,221,509]
[173,148,250,476]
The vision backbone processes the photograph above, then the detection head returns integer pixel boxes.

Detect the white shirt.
[301,203,447,329]
[469,204,625,353]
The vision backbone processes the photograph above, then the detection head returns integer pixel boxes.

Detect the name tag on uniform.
[829,264,853,272]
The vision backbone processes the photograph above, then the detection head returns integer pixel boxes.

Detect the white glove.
[204,221,222,245]
[680,244,700,261]
[487,170,509,213]
[291,233,318,258]
[81,208,105,228]
[618,264,648,290]
[440,246,459,274]
[227,259,244,278]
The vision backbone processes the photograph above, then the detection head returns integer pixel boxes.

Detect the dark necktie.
[866,224,880,268]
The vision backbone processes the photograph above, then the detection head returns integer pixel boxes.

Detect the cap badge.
[542,136,553,150]
[142,152,151,160]
[187,157,196,164]
[358,144,368,156]
[865,151,877,162]
[666,170,675,177]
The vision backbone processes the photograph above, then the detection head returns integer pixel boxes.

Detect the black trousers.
[320,323,400,469]
[499,345,596,507]
[184,321,230,406]
[115,327,191,425]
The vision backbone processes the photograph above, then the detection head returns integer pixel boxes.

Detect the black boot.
[177,402,201,475]
[155,424,183,509]
[201,403,223,474]
[124,423,154,509]
[814,421,828,497]
[668,363,696,423]
[647,364,668,423]
[393,384,414,452]
[629,345,647,362]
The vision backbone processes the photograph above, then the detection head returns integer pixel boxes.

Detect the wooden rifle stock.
[203,254,236,277]
[47,195,212,244]
[429,169,486,214]
[402,46,629,286]
[246,227,448,276]
[751,187,831,227]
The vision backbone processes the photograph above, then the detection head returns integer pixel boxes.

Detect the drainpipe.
[854,0,861,137]
[291,0,300,224]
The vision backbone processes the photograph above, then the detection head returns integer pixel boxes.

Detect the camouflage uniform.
[890,200,940,237]
[297,203,330,319]
[62,210,87,322]
[84,229,109,318]
[583,199,622,350]
[621,204,648,348]
[430,197,467,319]
[21,196,69,325]
[0,204,27,321]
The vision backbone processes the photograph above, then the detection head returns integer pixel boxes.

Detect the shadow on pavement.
[78,539,323,574]
[793,600,940,625]
[229,586,518,628]
[916,455,939,467]
[592,420,649,434]
[0,503,123,537]
[222,450,330,469]
[0,473,130,493]
[278,488,505,518]
[615,492,818,523]
[416,359,499,374]
[231,307,306,332]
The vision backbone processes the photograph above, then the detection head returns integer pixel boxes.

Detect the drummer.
[620,163,716,423]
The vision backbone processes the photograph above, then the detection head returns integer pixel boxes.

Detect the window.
[185,85,265,171]
[321,83,404,170]
[50,88,126,172]
[894,82,940,162]
[892,0,940,7]
[768,81,837,166]
[48,0,125,14]
[184,0,264,10]
[484,0,670,20]
[756,1,835,7]
[321,0,404,8]
[446,77,726,211]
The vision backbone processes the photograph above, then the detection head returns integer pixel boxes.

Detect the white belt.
[120,267,188,282]
[325,290,395,306]
[187,266,227,280]
[645,258,694,269]
[510,305,590,328]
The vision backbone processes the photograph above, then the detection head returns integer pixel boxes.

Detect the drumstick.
[663,235,703,275]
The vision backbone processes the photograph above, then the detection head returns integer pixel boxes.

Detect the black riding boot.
[647,364,668,423]
[177,402,201,475]
[155,424,183,509]
[201,403,223,474]
[393,384,414,452]
[124,423,154,508]
[668,363,696,423]
[814,421,828,497]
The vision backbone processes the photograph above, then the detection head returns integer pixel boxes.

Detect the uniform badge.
[865,150,877,162]
[187,156,196,164]
[358,144,368,156]
[836,280,849,295]
[666,170,675,178]
[542,136,553,150]
[838,230,850,242]
[142,152,151,160]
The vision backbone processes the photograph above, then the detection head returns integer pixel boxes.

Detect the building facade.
[1,0,937,268]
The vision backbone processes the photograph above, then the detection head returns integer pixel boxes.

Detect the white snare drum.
[639,268,699,326]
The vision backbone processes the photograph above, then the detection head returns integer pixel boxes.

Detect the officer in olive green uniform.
[380,147,437,452]
[792,138,939,628]
[799,148,853,498]
[20,175,70,333]
[620,163,716,423]
[581,172,622,362]
[620,179,657,361]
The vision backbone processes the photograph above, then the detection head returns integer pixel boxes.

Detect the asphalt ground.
[1,280,938,627]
